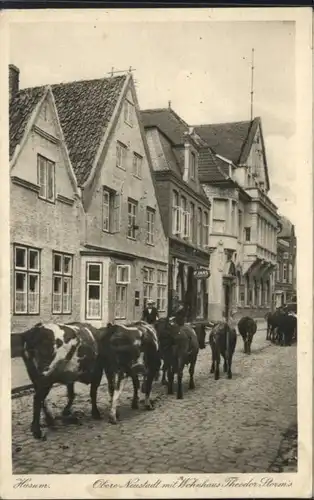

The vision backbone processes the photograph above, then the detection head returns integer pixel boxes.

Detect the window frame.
[116,264,131,284]
[190,151,196,179]
[146,207,155,246]
[14,244,41,315]
[116,141,127,170]
[244,227,251,242]
[127,199,138,240]
[85,262,103,320]
[172,190,181,236]
[52,252,73,315]
[203,210,209,247]
[132,152,143,179]
[212,198,227,234]
[157,269,167,312]
[197,207,203,246]
[37,154,55,203]
[143,266,155,305]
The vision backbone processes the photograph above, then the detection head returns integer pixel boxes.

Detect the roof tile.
[195,120,253,164]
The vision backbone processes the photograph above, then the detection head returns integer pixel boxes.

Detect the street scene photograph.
[5,10,307,486]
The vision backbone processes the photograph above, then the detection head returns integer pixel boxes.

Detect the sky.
[9,19,296,224]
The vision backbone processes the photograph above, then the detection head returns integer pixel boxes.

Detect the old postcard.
[0,6,312,499]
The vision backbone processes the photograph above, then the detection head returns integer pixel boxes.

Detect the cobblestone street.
[12,327,297,474]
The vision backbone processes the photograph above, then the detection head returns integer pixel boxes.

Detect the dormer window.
[190,151,196,179]
[124,99,133,126]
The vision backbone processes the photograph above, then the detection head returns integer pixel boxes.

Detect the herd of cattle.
[20,306,297,440]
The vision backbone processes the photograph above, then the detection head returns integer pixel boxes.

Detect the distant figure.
[142,299,159,324]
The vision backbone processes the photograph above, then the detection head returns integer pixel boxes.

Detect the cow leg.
[108,372,125,425]
[177,363,184,400]
[188,359,196,390]
[214,355,220,380]
[62,383,76,419]
[31,385,52,439]
[167,366,174,395]
[223,356,227,372]
[227,354,233,379]
[131,374,140,410]
[210,344,215,373]
[144,371,155,410]
[90,363,103,420]
[161,365,167,385]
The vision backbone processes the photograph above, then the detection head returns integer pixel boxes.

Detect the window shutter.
[113,192,121,233]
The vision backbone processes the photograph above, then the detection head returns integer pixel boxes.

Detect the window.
[283,263,287,283]
[197,208,202,245]
[289,264,293,284]
[124,99,133,126]
[115,265,130,318]
[283,252,289,260]
[190,152,196,179]
[238,210,243,240]
[143,267,154,305]
[190,202,195,243]
[146,208,155,245]
[172,190,181,235]
[116,141,127,169]
[52,253,73,314]
[157,270,167,312]
[132,153,143,178]
[37,154,55,202]
[231,201,237,235]
[244,227,251,242]
[102,188,121,233]
[86,263,102,320]
[203,211,209,246]
[276,263,280,282]
[212,199,227,234]
[127,199,138,239]
[181,197,190,239]
[14,245,40,314]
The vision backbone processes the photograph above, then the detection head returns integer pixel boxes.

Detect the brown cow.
[155,318,200,399]
[237,316,257,354]
[209,321,237,380]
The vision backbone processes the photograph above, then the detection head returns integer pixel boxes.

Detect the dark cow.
[155,320,207,387]
[155,318,200,399]
[21,322,103,440]
[237,316,257,354]
[276,311,297,346]
[209,321,237,380]
[266,308,283,342]
[98,321,160,424]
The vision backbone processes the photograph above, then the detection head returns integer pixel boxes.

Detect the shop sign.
[193,268,210,279]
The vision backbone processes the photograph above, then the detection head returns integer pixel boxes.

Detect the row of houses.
[9,64,297,355]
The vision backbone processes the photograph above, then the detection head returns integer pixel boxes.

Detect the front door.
[224,283,230,320]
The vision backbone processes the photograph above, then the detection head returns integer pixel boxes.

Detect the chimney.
[9,64,20,99]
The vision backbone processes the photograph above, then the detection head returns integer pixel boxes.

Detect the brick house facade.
[141,108,212,322]
[274,216,297,308]
[9,76,83,355]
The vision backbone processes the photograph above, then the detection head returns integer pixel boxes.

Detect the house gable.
[10,88,79,202]
[83,76,168,263]
[239,119,270,192]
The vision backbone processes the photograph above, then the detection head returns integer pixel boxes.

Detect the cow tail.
[20,331,40,386]
[225,324,230,361]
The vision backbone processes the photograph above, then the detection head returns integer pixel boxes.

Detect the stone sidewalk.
[12,327,297,474]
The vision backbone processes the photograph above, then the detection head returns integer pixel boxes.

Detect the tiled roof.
[198,147,229,183]
[195,120,253,164]
[9,86,46,159]
[51,75,126,185]
[10,75,127,185]
[141,108,190,145]
[278,215,294,238]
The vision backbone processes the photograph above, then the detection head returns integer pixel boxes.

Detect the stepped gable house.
[141,106,212,322]
[9,65,169,332]
[274,215,297,308]
[195,117,280,321]
[9,65,83,355]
